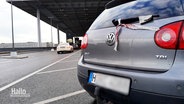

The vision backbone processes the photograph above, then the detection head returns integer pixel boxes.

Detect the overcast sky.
[0,0,66,44]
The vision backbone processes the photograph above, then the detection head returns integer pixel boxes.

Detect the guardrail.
[0,47,56,54]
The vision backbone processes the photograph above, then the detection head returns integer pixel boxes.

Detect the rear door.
[84,0,184,72]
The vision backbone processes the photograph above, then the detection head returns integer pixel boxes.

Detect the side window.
[89,0,184,30]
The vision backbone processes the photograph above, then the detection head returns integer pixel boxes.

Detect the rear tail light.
[81,34,88,49]
[155,21,183,49]
[179,26,184,49]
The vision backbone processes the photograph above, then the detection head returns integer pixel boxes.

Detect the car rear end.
[57,43,73,54]
[78,0,184,103]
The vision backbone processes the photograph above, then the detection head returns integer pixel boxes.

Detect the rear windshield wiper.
[112,15,159,26]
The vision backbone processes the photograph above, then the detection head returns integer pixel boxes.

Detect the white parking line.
[59,60,78,63]
[36,67,76,75]
[34,90,86,104]
[0,50,80,92]
[0,61,12,64]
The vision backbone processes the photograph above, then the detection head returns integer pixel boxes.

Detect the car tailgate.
[83,18,183,72]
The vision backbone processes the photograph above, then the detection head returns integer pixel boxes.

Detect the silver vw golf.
[78,0,184,104]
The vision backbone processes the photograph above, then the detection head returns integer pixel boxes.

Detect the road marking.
[0,61,12,64]
[59,60,78,63]
[36,67,76,75]
[0,50,80,92]
[34,90,86,104]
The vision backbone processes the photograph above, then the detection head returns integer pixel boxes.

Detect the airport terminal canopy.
[7,0,110,37]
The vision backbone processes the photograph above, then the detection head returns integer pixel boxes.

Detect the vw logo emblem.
[106,32,115,46]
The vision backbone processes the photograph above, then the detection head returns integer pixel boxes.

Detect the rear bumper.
[77,55,184,103]
[57,48,73,52]
[78,75,184,104]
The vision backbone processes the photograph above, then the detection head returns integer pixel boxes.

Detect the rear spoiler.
[105,0,135,9]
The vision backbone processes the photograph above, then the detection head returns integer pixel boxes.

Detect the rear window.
[60,43,69,46]
[180,0,184,12]
[89,0,184,30]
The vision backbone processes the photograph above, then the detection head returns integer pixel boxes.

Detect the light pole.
[4,0,28,59]
[11,0,15,51]
[10,0,18,57]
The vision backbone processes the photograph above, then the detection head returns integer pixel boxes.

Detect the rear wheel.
[96,96,114,104]
[57,51,63,54]
[96,97,105,104]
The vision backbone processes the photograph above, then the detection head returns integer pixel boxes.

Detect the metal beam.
[53,0,76,35]
[7,0,110,37]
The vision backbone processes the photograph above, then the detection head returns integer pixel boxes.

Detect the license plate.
[88,72,130,95]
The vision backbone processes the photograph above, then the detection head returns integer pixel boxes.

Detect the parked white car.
[56,43,73,54]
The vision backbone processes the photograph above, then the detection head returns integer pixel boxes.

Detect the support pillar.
[50,18,53,47]
[37,9,41,47]
[49,17,54,51]
[57,25,60,44]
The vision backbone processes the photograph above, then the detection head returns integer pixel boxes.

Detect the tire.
[96,97,106,104]
[57,51,63,54]
[96,96,103,104]
[96,96,114,104]
[70,48,74,52]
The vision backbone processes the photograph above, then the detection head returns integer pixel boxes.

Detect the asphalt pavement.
[0,50,95,104]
